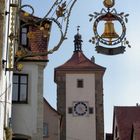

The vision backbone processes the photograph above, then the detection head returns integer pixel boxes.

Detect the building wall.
[56,72,66,140]
[12,62,46,140]
[0,0,19,139]
[56,70,104,140]
[0,1,5,139]
[113,116,120,140]
[43,100,60,140]
[66,74,96,140]
[95,73,104,140]
[0,0,4,67]
[133,134,135,140]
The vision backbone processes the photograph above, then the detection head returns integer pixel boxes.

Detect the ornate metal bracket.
[15,0,78,62]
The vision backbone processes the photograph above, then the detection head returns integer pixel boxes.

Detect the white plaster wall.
[12,63,39,137]
[66,74,96,140]
[0,74,6,140]
[0,74,12,139]
[0,0,14,139]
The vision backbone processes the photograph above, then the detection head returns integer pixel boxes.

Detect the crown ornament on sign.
[89,0,131,55]
[103,0,115,8]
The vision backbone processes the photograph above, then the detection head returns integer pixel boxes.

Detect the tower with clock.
[54,29,106,140]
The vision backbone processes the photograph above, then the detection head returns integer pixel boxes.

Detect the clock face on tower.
[73,101,88,116]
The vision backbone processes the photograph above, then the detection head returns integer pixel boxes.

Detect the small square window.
[68,107,73,114]
[77,79,84,88]
[89,107,94,114]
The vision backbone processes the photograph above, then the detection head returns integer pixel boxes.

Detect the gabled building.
[111,106,140,140]
[11,11,52,140]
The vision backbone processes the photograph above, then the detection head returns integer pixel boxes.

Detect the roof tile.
[114,106,140,140]
[55,51,106,71]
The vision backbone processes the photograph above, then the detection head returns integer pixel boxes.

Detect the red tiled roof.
[43,98,60,116]
[19,11,51,61]
[55,51,106,71]
[114,106,140,140]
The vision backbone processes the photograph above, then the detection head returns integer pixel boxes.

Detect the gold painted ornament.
[16,63,24,71]
[24,12,30,17]
[101,21,119,45]
[103,0,115,8]
[15,50,27,57]
[27,31,35,39]
[56,1,66,18]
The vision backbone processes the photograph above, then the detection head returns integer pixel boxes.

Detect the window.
[12,138,28,140]
[68,107,73,114]
[43,123,48,137]
[77,79,84,88]
[89,107,94,114]
[21,27,28,46]
[12,74,28,103]
[115,126,118,138]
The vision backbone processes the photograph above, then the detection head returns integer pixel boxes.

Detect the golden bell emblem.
[101,21,119,44]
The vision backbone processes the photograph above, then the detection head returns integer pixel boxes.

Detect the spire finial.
[77,25,80,34]
[74,26,83,52]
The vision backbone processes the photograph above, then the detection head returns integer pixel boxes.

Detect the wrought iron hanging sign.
[89,0,131,55]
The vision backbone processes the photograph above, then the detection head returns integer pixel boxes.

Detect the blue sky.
[22,0,140,133]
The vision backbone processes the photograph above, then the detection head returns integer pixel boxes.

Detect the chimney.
[91,56,95,63]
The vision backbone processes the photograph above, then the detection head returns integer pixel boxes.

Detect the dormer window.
[21,27,28,46]
[20,20,29,47]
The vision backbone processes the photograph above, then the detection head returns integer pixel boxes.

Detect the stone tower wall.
[55,72,66,140]
[55,70,105,140]
[95,73,104,140]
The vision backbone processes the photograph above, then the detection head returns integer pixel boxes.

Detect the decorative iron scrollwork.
[12,0,78,71]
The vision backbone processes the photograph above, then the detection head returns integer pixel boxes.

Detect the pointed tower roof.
[55,27,106,72]
[55,51,105,71]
